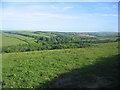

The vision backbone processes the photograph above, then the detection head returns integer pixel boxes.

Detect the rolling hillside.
[2,42,119,88]
[2,31,118,53]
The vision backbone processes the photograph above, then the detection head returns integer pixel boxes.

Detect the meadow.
[2,32,36,47]
[2,34,26,47]
[1,31,119,88]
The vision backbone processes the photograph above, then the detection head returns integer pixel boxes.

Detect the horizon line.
[0,30,119,33]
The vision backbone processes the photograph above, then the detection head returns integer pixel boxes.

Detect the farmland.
[1,31,120,88]
[2,34,26,47]
[2,31,118,53]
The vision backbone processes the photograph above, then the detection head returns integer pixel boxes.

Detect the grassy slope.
[2,33,36,47]
[2,42,119,88]
[5,31,51,38]
[3,33,35,41]
[2,33,26,47]
[2,35,26,47]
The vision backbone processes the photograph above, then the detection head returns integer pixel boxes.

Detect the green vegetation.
[2,31,118,53]
[2,32,36,46]
[1,31,119,88]
[2,34,26,47]
[2,42,119,88]
[42,54,119,88]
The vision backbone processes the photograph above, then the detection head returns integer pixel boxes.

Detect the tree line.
[2,32,118,53]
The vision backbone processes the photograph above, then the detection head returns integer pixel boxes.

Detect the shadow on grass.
[36,54,120,89]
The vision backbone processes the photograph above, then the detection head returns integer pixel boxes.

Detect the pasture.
[2,42,119,88]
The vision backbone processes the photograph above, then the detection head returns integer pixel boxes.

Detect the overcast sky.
[1,2,118,32]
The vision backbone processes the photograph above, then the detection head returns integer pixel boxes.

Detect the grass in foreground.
[40,54,119,88]
[2,42,119,88]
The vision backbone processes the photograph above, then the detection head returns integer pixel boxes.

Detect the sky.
[0,2,118,32]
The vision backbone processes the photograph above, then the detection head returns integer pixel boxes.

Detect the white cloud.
[2,6,80,22]
[64,7,73,9]
[33,12,80,19]
[102,14,118,16]
[63,6,74,10]
[50,5,58,9]
[113,4,118,8]
[25,5,43,10]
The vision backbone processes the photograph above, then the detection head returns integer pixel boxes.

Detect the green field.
[2,33,36,47]
[2,35,26,47]
[2,42,119,88]
[1,31,119,88]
